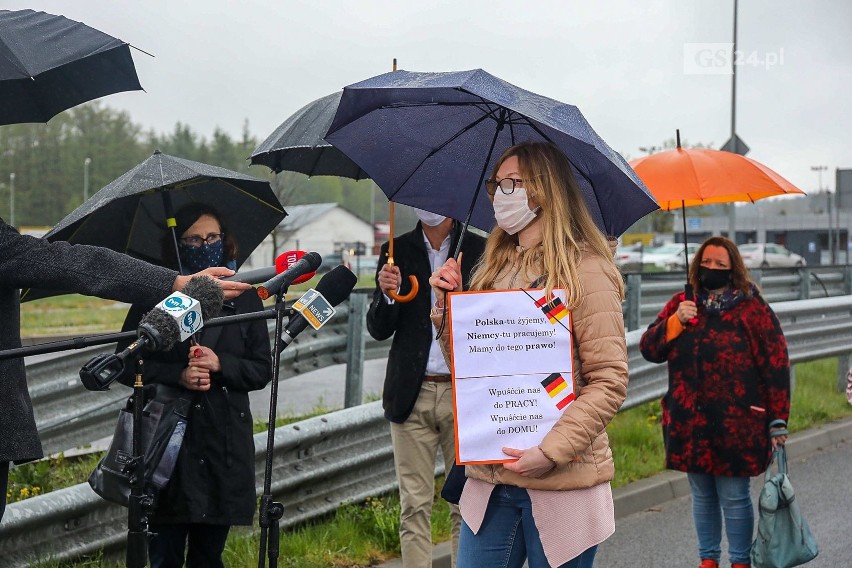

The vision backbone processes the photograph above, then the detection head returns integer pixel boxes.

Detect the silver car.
[738,243,806,268]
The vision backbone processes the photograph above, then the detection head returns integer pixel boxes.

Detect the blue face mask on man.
[179,240,225,274]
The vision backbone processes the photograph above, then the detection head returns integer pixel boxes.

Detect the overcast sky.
[10,0,852,195]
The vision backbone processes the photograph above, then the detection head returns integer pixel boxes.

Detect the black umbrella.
[250,91,368,179]
[251,87,420,303]
[0,9,143,125]
[21,151,286,301]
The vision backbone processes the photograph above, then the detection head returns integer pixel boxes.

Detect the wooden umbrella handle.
[386,201,419,303]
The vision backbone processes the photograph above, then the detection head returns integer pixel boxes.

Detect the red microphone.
[275,250,317,285]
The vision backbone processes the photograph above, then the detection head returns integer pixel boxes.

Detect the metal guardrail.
[20,267,852,456]
[3,295,852,566]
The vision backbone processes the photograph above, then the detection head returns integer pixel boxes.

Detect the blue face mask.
[179,240,224,274]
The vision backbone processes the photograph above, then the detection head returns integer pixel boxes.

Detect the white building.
[243,203,374,269]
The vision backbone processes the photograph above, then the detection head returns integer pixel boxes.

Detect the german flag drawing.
[541,373,575,410]
[534,294,569,324]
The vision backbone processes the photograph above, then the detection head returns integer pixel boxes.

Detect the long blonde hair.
[469,142,623,308]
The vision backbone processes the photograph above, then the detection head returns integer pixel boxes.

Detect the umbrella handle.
[386,200,419,302]
[386,257,419,303]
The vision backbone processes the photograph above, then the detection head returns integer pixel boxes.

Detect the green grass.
[14,349,851,566]
[20,274,378,339]
[21,295,132,337]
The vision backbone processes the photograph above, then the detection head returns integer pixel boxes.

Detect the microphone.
[181,275,224,322]
[79,277,223,391]
[220,265,277,285]
[257,251,322,300]
[280,265,357,348]
[275,250,318,285]
[221,250,317,285]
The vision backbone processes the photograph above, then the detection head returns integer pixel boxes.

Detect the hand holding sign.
[429,252,464,306]
[449,288,575,464]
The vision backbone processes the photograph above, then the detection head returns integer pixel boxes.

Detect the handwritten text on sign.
[448,289,574,464]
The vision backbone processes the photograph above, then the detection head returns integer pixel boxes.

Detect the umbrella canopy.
[250,91,368,180]
[0,9,143,125]
[628,133,805,297]
[629,147,805,211]
[21,151,286,301]
[325,68,658,236]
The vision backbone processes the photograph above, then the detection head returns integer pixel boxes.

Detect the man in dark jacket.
[367,208,485,568]
[0,217,250,522]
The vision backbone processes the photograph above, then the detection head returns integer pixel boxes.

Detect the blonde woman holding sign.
[429,141,628,568]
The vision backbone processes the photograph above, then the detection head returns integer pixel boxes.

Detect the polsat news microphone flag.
[446,288,575,464]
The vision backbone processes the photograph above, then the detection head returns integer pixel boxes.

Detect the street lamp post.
[812,165,829,263]
[9,172,15,228]
[83,157,91,202]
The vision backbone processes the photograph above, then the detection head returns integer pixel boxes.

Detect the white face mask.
[413,207,447,227]
[493,187,539,235]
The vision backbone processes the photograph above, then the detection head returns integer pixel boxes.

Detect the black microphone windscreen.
[182,276,225,320]
[301,251,323,272]
[139,308,181,352]
[314,265,358,307]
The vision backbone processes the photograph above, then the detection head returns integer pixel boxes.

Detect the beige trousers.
[390,381,461,567]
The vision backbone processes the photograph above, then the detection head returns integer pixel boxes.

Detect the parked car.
[642,243,701,271]
[615,243,644,272]
[738,243,806,268]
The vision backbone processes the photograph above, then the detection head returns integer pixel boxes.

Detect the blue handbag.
[751,446,819,568]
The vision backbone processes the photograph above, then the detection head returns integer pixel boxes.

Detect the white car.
[614,244,644,271]
[642,243,701,271]
[738,243,806,268]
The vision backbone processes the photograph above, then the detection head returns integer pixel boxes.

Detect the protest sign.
[448,289,574,464]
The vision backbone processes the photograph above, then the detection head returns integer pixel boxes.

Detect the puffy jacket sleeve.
[538,255,628,464]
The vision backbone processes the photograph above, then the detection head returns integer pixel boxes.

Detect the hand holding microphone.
[174,266,251,299]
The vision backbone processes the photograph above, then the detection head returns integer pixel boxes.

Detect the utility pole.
[727,0,739,242]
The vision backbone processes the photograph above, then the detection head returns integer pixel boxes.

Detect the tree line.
[0,102,392,229]
[0,101,708,237]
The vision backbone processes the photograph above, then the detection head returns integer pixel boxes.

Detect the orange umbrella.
[628,130,805,297]
[629,144,804,211]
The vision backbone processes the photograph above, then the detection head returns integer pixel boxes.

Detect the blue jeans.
[457,484,598,568]
[687,473,753,565]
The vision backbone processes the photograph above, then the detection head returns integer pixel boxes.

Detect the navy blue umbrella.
[326,68,658,238]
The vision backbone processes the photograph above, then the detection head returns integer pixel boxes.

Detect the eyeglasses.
[485,177,525,196]
[179,233,224,247]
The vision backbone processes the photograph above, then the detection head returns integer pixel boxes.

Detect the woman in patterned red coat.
[640,237,790,568]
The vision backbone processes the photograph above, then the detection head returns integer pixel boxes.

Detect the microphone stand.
[257,289,290,568]
[126,357,153,568]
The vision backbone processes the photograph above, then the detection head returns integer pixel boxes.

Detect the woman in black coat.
[116,203,271,568]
